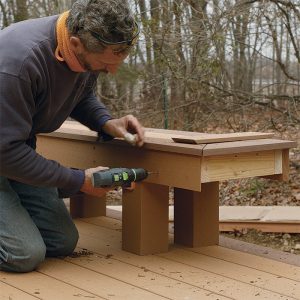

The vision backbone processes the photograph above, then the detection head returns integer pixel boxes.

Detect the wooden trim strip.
[203,139,297,156]
[219,221,300,233]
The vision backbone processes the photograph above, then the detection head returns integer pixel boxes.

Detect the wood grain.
[172,131,274,144]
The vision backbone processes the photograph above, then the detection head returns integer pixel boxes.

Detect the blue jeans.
[0,176,78,273]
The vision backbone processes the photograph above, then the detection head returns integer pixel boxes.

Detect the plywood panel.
[201,150,276,182]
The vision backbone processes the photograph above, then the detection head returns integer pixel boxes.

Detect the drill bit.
[147,171,159,175]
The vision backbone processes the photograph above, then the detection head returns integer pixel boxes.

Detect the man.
[0,0,144,273]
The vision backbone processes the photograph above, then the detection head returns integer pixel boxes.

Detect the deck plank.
[190,246,300,281]
[38,259,168,300]
[65,254,229,300]
[83,216,300,281]
[2,216,299,300]
[158,248,300,299]
[0,281,38,300]
[0,270,104,300]
[75,219,299,300]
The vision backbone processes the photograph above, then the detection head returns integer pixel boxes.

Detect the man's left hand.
[102,115,145,147]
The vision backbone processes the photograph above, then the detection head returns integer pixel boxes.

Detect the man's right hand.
[80,166,112,197]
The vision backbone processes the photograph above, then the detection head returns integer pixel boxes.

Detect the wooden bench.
[37,121,296,255]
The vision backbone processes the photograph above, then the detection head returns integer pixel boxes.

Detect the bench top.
[39,121,297,156]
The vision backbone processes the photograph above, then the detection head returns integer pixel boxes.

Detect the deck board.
[1,216,299,300]
[77,218,300,300]
[0,282,39,300]
[1,268,104,300]
[39,259,166,300]
[193,246,300,281]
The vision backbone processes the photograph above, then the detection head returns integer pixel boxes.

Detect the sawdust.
[69,249,93,258]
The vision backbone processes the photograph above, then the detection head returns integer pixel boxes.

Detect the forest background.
[1,0,300,252]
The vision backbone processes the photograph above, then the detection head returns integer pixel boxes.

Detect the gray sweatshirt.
[0,15,112,196]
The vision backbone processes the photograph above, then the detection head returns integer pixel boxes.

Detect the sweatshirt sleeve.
[70,73,114,139]
[0,73,84,195]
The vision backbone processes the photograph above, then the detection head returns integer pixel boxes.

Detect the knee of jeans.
[20,244,46,272]
[1,242,46,273]
[48,226,79,257]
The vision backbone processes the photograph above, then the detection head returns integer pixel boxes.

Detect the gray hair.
[66,0,136,53]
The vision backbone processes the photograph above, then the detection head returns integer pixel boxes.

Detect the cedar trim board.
[37,136,203,191]
[39,130,295,158]
[40,128,205,157]
[202,138,297,156]
[44,121,295,156]
[64,120,273,139]
[172,132,274,144]
[60,121,276,145]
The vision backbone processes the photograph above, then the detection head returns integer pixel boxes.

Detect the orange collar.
[55,11,86,73]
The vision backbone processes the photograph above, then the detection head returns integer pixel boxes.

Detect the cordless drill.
[91,168,152,188]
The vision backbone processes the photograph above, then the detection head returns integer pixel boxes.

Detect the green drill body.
[91,168,149,188]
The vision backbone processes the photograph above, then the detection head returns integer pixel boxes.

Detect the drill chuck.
[91,168,149,188]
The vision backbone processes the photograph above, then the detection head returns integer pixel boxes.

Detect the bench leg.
[174,181,219,247]
[69,194,106,218]
[122,183,169,255]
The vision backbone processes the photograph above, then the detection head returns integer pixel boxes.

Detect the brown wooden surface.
[37,136,203,191]
[172,131,274,144]
[269,148,290,181]
[122,183,169,255]
[203,138,296,156]
[37,135,294,190]
[39,121,296,157]
[219,222,300,233]
[174,182,219,247]
[2,216,299,300]
[201,150,278,182]
[106,206,300,234]
[69,194,106,218]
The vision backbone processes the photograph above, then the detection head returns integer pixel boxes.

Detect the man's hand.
[102,115,145,147]
[80,166,112,197]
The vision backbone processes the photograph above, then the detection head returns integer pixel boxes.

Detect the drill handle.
[91,168,148,188]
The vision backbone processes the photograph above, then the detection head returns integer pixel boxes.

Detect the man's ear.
[69,36,85,54]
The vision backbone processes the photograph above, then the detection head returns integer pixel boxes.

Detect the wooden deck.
[1,216,300,300]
